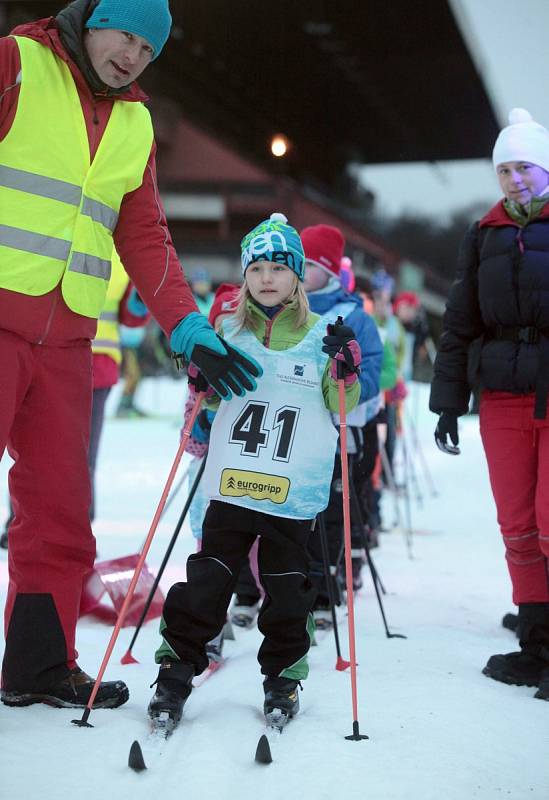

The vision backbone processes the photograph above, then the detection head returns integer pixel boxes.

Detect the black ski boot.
[205,629,224,663]
[313,604,333,631]
[263,676,300,719]
[148,659,194,726]
[534,668,549,700]
[351,557,364,591]
[483,603,549,688]
[0,665,129,708]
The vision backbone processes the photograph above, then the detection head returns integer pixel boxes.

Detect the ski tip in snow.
[128,740,147,772]
[255,734,273,764]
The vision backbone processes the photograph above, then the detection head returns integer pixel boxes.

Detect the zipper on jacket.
[89,103,99,160]
[38,292,59,345]
[263,319,273,347]
[262,307,285,348]
[512,228,524,321]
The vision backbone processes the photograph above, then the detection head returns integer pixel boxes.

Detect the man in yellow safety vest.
[0,0,261,710]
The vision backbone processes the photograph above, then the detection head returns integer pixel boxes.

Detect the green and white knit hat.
[240,213,305,281]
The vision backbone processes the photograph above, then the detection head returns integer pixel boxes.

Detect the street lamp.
[271,134,289,158]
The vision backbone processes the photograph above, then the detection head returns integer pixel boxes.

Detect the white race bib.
[202,318,339,519]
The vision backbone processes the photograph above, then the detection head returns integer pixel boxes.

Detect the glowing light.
[271,135,289,158]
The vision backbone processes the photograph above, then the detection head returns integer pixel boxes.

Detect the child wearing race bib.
[147,213,362,730]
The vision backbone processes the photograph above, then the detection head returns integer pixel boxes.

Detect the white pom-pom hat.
[492,108,549,173]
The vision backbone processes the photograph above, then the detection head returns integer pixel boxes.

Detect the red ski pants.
[0,330,96,692]
[480,391,549,604]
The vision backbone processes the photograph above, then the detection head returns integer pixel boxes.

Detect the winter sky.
[359,0,549,221]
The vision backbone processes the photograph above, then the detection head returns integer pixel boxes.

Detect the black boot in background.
[483,603,549,688]
[535,668,549,700]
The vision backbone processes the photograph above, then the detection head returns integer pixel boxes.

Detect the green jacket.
[380,338,398,391]
[208,298,360,413]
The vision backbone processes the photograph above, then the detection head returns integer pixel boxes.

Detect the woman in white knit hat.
[430,109,549,702]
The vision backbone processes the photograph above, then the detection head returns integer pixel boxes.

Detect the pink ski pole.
[335,324,368,742]
[72,391,205,728]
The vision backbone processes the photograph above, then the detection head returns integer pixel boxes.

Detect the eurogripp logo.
[220,469,290,504]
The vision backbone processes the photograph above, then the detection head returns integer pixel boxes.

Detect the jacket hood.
[11,6,147,102]
[479,198,549,228]
[306,285,363,316]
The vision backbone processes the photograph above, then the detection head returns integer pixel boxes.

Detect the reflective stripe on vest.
[0,37,153,318]
[82,196,119,232]
[0,223,71,260]
[99,311,119,322]
[0,164,82,205]
[69,252,111,280]
[0,167,118,233]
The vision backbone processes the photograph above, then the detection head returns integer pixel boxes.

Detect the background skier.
[430,108,549,701]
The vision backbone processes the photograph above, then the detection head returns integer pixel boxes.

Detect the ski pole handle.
[334,316,345,381]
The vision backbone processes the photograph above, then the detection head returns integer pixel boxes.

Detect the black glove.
[434,411,460,455]
[190,339,262,401]
[187,365,210,394]
[322,318,360,377]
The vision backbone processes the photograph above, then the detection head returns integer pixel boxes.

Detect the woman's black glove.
[434,411,460,455]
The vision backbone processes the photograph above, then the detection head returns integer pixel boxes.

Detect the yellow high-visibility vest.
[92,249,130,365]
[0,36,153,318]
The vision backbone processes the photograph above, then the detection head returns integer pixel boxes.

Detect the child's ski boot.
[313,605,333,631]
[230,600,259,629]
[148,659,194,732]
[263,676,300,730]
[205,629,224,663]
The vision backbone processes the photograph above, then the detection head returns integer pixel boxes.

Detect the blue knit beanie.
[241,213,305,281]
[86,0,172,60]
[370,269,395,295]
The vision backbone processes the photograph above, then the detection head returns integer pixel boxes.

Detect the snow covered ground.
[0,380,547,800]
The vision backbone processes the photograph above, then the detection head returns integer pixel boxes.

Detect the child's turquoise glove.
[171,312,262,401]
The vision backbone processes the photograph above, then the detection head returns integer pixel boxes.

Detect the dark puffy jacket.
[430,200,549,416]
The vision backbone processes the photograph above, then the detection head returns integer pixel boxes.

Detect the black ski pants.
[162,501,316,677]
[234,558,262,605]
[309,448,367,607]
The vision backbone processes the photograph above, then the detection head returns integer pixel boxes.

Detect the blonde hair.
[233,273,310,333]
